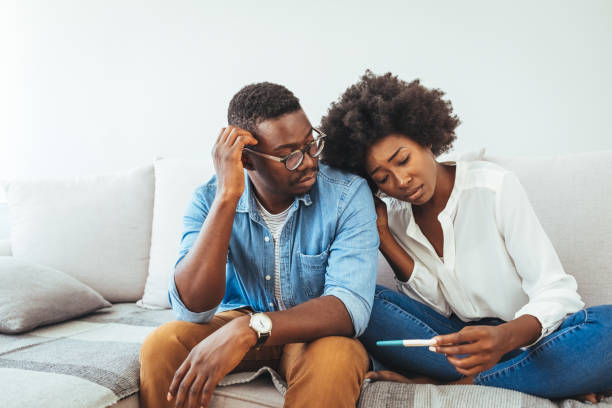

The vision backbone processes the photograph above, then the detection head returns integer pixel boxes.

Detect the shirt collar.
[235,171,313,215]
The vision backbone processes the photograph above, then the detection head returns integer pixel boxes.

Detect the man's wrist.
[215,189,242,206]
[231,315,259,348]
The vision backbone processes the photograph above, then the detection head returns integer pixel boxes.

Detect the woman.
[320,71,611,403]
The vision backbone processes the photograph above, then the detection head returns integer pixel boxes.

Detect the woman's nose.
[397,175,412,188]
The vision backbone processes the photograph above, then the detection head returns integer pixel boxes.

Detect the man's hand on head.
[167,316,257,408]
[212,126,258,202]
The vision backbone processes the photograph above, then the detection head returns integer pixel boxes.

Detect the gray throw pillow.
[0,256,111,334]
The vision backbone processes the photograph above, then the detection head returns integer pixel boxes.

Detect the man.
[139,82,379,408]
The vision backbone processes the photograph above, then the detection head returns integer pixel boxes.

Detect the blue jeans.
[360,286,612,398]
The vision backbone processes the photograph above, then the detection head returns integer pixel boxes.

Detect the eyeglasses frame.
[243,127,327,171]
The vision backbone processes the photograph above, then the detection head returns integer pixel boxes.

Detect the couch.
[1,150,611,408]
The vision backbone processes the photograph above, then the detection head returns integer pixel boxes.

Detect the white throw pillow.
[138,158,214,309]
[1,165,154,302]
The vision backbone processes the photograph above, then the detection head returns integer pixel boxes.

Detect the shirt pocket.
[297,250,329,297]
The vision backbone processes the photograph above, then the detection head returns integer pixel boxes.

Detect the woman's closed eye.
[398,155,410,165]
[375,175,389,184]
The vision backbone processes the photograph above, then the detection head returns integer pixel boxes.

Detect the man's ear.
[242,153,255,170]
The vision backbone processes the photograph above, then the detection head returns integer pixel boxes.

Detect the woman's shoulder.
[458,160,515,192]
[379,194,411,212]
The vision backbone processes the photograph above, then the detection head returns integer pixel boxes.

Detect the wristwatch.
[248,312,272,348]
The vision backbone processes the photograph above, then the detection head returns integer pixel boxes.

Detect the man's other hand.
[167,316,257,408]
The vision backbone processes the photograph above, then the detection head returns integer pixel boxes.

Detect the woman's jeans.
[360,285,612,398]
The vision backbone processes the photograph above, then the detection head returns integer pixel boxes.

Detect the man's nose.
[298,151,316,170]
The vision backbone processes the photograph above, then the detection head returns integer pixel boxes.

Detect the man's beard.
[289,166,319,186]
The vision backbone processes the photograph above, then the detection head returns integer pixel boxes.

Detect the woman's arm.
[375,196,415,281]
[374,196,452,316]
[495,172,584,341]
[379,233,415,282]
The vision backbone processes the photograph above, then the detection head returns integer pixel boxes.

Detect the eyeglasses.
[243,128,326,171]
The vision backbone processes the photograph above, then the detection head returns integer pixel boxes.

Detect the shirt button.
[268,302,274,308]
[264,236,270,242]
[265,275,271,280]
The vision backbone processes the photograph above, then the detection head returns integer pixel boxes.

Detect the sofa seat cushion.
[0,303,173,408]
[357,381,611,407]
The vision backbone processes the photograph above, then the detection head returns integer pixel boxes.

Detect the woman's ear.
[425,144,435,157]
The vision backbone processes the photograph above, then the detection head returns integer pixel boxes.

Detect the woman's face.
[365,134,438,205]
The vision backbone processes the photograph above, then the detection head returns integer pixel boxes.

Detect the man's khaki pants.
[139,309,369,408]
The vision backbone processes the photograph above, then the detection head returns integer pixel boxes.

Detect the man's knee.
[305,336,369,376]
[140,321,188,366]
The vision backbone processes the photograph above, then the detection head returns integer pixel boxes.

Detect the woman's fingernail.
[167,393,173,401]
[429,346,436,352]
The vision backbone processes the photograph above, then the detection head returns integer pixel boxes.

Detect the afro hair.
[320,70,460,186]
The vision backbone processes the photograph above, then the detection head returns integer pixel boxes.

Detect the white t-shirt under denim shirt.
[381,160,584,342]
[254,196,291,311]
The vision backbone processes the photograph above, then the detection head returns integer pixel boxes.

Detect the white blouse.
[382,160,584,340]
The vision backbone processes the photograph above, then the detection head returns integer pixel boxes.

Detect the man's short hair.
[227,82,302,135]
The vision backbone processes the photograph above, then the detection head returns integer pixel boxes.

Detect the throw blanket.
[0,303,174,408]
[1,303,609,408]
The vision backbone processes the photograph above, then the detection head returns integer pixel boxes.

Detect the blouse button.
[265,275,271,280]
[264,236,270,242]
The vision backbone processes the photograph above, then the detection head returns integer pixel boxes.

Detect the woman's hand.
[373,196,390,236]
[431,325,511,377]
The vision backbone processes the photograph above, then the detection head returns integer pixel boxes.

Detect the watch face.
[252,313,272,333]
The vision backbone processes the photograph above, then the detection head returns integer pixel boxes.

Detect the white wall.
[1,0,611,198]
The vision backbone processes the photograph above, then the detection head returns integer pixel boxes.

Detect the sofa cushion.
[0,303,174,408]
[139,158,214,309]
[0,257,110,334]
[1,165,154,302]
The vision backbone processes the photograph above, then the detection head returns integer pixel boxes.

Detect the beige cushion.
[1,165,154,302]
[139,158,214,309]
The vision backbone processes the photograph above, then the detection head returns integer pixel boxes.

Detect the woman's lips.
[406,184,424,201]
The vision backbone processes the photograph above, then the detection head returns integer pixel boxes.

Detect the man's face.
[246,109,319,198]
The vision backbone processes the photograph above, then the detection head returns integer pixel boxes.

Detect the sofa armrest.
[0,239,11,256]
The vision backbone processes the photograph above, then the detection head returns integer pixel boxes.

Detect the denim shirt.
[168,163,379,337]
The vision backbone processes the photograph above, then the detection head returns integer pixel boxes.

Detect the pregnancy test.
[376,339,436,347]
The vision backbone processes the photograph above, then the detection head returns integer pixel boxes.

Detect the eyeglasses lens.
[285,152,303,170]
